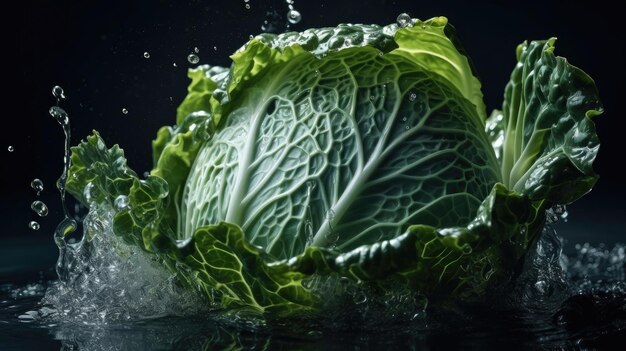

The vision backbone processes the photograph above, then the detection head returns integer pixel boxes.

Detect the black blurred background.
[1,0,624,277]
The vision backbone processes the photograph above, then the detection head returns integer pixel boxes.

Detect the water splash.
[41,205,208,323]
[48,88,78,283]
[505,226,570,312]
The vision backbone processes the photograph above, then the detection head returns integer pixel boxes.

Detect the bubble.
[29,221,40,230]
[7,145,14,152]
[187,54,200,64]
[122,108,128,115]
[287,10,301,24]
[408,91,417,101]
[31,178,44,195]
[52,85,66,100]
[143,52,150,59]
[31,200,49,217]
[396,13,412,28]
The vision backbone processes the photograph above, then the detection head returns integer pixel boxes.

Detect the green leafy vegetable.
[66,17,602,316]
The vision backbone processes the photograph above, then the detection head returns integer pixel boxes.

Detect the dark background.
[1,0,624,277]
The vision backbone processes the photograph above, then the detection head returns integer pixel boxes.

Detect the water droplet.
[114,195,129,211]
[31,200,49,217]
[396,13,412,28]
[49,106,69,124]
[194,47,199,53]
[325,209,335,221]
[402,116,407,122]
[122,108,128,115]
[213,46,217,51]
[7,145,14,152]
[52,86,66,100]
[29,221,40,231]
[249,35,254,40]
[409,92,417,101]
[187,54,200,64]
[83,183,95,205]
[172,62,177,67]
[31,179,44,195]
[143,52,150,59]
[287,10,301,24]
[245,3,250,9]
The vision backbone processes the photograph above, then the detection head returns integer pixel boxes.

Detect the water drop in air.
[187,54,200,64]
[409,92,417,101]
[143,52,150,59]
[52,85,66,100]
[122,108,128,114]
[31,200,49,217]
[245,3,250,9]
[31,178,44,195]
[287,9,301,24]
[396,13,412,28]
[29,221,40,231]
[173,62,177,67]
[213,46,217,51]
[194,47,199,53]
[49,106,69,124]
[7,145,14,152]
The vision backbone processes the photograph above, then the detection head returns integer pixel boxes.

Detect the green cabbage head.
[66,17,602,316]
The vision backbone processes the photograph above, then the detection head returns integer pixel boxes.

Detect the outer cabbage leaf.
[283,183,544,301]
[151,66,229,239]
[497,39,603,203]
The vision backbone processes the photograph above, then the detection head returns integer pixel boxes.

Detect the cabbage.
[66,17,602,315]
